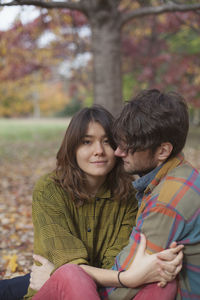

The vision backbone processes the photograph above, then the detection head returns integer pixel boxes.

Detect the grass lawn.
[0,118,69,141]
[0,118,70,161]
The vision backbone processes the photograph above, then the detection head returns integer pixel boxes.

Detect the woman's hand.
[29,254,55,291]
[119,234,183,288]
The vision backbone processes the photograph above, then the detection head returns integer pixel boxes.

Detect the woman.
[0,106,182,300]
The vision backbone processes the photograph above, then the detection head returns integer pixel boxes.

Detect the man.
[103,89,200,299]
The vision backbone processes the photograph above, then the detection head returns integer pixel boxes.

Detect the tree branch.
[108,0,121,9]
[120,2,200,27]
[0,0,86,12]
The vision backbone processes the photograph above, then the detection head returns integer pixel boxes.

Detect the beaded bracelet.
[118,270,128,288]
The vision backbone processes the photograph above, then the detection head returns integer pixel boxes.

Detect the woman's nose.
[94,142,104,155]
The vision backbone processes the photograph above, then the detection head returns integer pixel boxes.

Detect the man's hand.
[29,254,55,291]
[119,234,183,288]
[157,240,183,287]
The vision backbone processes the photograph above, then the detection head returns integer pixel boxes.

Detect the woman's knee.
[49,264,99,300]
[53,263,95,288]
[53,264,83,281]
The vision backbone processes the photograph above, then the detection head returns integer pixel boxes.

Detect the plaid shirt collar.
[132,165,162,207]
[132,152,185,206]
[145,152,185,195]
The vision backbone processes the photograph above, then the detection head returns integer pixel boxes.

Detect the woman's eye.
[82,140,91,145]
[103,139,109,144]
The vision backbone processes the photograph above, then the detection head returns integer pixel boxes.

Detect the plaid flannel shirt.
[101,153,200,300]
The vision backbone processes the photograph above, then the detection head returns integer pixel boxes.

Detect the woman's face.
[76,121,116,184]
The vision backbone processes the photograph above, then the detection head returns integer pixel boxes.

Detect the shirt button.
[87,228,91,232]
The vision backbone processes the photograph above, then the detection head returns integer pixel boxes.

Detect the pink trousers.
[32,264,177,300]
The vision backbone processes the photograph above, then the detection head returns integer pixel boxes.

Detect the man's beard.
[123,159,158,177]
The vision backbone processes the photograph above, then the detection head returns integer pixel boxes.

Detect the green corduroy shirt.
[25,173,137,299]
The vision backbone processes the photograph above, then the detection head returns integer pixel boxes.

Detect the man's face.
[115,146,159,176]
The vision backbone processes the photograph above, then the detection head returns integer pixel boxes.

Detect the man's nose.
[114,147,126,157]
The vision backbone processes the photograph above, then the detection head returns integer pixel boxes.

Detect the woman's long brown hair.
[55,105,133,204]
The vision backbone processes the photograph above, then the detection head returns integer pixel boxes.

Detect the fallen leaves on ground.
[0,145,56,279]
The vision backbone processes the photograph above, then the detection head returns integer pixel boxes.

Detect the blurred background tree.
[0,0,200,117]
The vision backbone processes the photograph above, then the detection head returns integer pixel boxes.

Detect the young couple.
[1,89,199,300]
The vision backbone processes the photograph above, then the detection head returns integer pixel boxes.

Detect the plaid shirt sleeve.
[101,165,200,300]
[100,203,184,300]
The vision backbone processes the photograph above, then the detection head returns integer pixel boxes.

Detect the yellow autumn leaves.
[3,254,18,273]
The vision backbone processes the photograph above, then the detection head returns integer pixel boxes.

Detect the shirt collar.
[132,153,185,206]
[132,164,163,193]
[96,183,111,199]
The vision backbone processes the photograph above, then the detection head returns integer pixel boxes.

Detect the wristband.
[118,270,128,288]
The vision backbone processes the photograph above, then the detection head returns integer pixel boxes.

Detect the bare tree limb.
[120,2,200,27]
[0,0,86,13]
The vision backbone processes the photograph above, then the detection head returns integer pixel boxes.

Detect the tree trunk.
[90,18,122,115]
[32,91,40,118]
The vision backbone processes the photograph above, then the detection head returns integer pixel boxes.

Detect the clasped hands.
[118,233,183,288]
[30,234,183,291]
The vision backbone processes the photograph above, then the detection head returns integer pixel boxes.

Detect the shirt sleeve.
[32,179,89,269]
[101,193,138,269]
[102,202,185,300]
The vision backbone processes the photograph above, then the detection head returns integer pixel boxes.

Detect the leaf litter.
[0,139,57,279]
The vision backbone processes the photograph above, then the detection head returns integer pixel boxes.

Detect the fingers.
[158,251,183,273]
[159,268,177,282]
[31,265,35,272]
[158,251,183,283]
[33,254,49,265]
[29,271,37,290]
[138,233,147,254]
[158,260,176,274]
[170,244,184,254]
[174,260,183,276]
[134,233,147,259]
[157,245,184,261]
[169,241,177,248]
[157,281,167,288]
[158,251,182,272]
[31,264,42,274]
[172,250,183,267]
[157,249,176,261]
[29,274,39,291]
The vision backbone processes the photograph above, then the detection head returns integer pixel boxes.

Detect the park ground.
[0,118,200,279]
